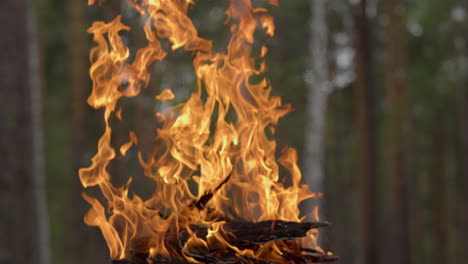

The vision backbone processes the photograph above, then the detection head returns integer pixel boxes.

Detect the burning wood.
[110,220,336,264]
[189,174,232,210]
[79,0,338,263]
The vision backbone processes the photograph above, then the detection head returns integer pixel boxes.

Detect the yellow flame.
[155,89,175,102]
[80,0,319,261]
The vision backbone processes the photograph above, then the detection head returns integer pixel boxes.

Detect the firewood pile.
[110,176,339,264]
[110,220,338,264]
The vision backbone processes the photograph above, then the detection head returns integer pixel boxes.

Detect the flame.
[80,0,319,261]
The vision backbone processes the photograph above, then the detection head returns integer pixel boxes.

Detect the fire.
[80,0,321,262]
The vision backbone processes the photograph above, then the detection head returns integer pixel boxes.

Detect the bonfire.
[79,1,338,263]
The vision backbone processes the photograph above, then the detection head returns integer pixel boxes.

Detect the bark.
[351,1,378,264]
[66,0,103,263]
[305,0,329,220]
[432,111,447,264]
[0,0,21,262]
[69,0,87,185]
[328,92,357,263]
[459,2,468,262]
[10,1,51,264]
[384,1,411,264]
[326,5,356,262]
[460,72,468,264]
[0,86,13,264]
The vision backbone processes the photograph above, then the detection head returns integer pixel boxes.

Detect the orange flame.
[80,0,319,261]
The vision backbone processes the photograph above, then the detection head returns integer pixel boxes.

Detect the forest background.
[1,0,467,264]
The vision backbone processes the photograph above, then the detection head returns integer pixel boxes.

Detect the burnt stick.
[189,173,232,210]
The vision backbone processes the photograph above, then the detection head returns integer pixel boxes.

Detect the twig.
[189,174,232,210]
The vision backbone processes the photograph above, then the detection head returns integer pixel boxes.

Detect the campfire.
[79,0,338,263]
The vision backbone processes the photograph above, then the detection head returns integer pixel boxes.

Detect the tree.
[458,3,468,258]
[460,64,468,264]
[5,1,51,264]
[432,110,447,264]
[304,0,330,224]
[65,0,102,263]
[69,0,87,192]
[351,1,378,263]
[0,0,19,261]
[384,0,411,263]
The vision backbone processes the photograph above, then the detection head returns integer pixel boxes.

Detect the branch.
[189,174,232,210]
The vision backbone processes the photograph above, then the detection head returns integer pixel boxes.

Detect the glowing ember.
[79,0,331,263]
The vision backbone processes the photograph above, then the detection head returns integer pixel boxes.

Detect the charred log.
[222,220,329,246]
[111,220,336,264]
[182,247,339,264]
[168,220,329,250]
[112,248,339,264]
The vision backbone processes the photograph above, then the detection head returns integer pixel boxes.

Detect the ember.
[79,0,337,263]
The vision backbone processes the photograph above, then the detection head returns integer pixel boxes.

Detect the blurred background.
[1,0,467,264]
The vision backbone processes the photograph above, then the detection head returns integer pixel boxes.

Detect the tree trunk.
[69,0,87,189]
[0,78,13,264]
[305,0,329,222]
[459,27,468,264]
[66,0,105,263]
[11,1,51,264]
[384,1,411,264]
[458,3,468,262]
[432,111,447,264]
[460,72,468,264]
[327,89,358,264]
[0,0,21,262]
[351,1,378,264]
